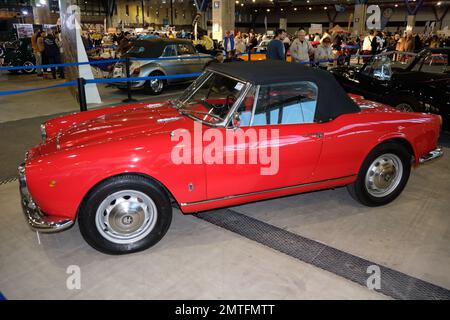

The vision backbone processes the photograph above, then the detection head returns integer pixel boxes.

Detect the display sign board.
[309,23,322,35]
[13,24,34,38]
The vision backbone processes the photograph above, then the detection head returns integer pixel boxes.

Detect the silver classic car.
[112,38,213,94]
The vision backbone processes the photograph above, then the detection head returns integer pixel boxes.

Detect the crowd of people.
[263,27,449,67]
[31,28,64,79]
[27,25,449,79]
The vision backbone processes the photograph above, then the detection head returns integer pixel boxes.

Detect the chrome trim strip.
[419,147,443,164]
[249,85,260,126]
[224,82,252,128]
[18,162,74,233]
[180,174,357,207]
[157,116,181,123]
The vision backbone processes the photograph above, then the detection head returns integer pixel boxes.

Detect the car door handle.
[302,132,324,139]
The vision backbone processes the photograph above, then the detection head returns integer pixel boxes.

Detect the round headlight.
[40,123,47,140]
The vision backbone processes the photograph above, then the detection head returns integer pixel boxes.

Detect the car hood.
[330,65,362,79]
[53,102,187,151]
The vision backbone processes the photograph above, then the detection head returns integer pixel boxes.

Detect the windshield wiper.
[178,109,223,121]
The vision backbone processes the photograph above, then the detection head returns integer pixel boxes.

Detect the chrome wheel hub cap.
[23,61,35,73]
[95,190,157,244]
[365,154,403,198]
[150,79,163,92]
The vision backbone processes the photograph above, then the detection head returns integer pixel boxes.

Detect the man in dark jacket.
[267,29,286,60]
[223,50,244,63]
[117,32,133,55]
[44,30,64,79]
[371,31,385,55]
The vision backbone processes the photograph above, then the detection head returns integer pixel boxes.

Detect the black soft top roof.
[127,38,193,58]
[207,60,360,122]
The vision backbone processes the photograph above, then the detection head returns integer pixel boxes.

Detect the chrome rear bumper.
[419,147,443,164]
[18,163,74,233]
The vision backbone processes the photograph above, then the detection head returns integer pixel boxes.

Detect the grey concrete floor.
[0,72,187,123]
[0,180,387,300]
[0,71,449,300]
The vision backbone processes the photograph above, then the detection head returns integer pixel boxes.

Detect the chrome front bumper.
[18,163,74,233]
[419,147,443,164]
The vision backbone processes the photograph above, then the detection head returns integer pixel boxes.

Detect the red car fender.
[25,132,207,220]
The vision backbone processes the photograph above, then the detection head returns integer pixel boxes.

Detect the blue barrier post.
[123,56,137,103]
[77,77,87,112]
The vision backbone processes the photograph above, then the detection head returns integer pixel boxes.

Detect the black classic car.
[330,48,450,126]
[1,37,36,74]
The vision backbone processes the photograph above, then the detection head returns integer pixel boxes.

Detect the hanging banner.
[380,8,393,29]
[404,0,424,16]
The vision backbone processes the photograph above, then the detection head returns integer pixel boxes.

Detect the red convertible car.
[19,61,443,254]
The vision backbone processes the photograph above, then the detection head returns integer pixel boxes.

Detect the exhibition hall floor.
[1,73,449,300]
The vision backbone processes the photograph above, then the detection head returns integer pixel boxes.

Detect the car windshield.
[175,71,247,125]
[361,55,392,80]
[410,52,449,74]
[385,50,449,74]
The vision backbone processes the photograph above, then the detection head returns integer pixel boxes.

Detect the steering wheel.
[222,94,236,110]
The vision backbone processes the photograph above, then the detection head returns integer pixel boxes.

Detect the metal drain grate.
[196,209,450,300]
[0,176,18,185]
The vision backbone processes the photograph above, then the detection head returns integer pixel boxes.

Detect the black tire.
[21,61,35,74]
[78,175,172,254]
[393,96,421,113]
[143,71,165,95]
[347,142,411,207]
